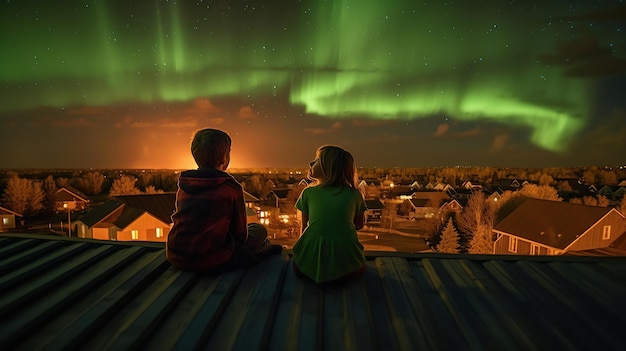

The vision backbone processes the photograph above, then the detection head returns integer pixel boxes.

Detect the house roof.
[0,206,22,217]
[1,233,624,350]
[493,198,619,249]
[55,185,90,202]
[408,198,431,207]
[364,199,384,210]
[113,207,147,229]
[268,188,291,199]
[78,200,124,227]
[113,193,176,224]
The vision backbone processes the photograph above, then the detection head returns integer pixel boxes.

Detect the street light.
[63,201,76,237]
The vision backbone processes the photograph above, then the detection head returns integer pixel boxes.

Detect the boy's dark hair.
[190,129,231,168]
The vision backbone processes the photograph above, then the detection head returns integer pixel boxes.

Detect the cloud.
[489,134,510,153]
[434,123,481,138]
[352,119,396,127]
[237,106,256,119]
[304,121,343,134]
[540,35,626,77]
[68,106,106,115]
[433,123,449,137]
[185,97,222,114]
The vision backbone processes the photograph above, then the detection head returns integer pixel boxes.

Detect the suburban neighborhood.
[2,166,625,256]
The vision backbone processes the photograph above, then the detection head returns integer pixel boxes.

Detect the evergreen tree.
[468,224,494,254]
[437,218,460,254]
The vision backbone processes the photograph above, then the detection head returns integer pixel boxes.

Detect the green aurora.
[1,0,625,168]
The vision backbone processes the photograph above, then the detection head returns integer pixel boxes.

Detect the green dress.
[294,185,367,283]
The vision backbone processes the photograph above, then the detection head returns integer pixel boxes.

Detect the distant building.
[0,206,23,231]
[493,198,625,255]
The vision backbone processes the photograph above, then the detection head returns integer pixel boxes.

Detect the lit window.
[156,228,163,238]
[602,226,611,240]
[131,230,139,240]
[531,244,540,255]
[508,237,518,253]
[2,218,9,225]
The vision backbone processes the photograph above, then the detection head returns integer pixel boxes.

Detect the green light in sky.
[0,0,602,153]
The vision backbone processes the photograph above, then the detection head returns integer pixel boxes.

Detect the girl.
[293,145,367,284]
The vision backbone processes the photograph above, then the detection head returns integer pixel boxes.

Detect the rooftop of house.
[1,233,624,350]
[493,198,622,249]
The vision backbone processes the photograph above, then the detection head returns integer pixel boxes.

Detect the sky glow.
[1,1,625,169]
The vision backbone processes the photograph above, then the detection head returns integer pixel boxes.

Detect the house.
[405,198,436,219]
[0,206,22,232]
[439,198,464,214]
[54,185,90,212]
[76,199,171,242]
[493,198,626,255]
[461,180,483,190]
[364,199,384,223]
[597,185,626,201]
[1,233,625,350]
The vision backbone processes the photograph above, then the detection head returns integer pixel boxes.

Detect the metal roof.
[1,233,625,350]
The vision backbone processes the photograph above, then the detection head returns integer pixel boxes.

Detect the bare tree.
[75,171,105,195]
[41,175,57,215]
[436,218,460,254]
[1,176,45,217]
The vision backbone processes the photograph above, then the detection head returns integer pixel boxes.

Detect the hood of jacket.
[177,168,241,194]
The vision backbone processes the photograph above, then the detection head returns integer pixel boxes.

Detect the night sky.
[1,0,625,170]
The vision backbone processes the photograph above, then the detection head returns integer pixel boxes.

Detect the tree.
[75,171,105,195]
[456,191,494,251]
[538,173,554,186]
[1,176,45,217]
[583,195,609,207]
[556,180,573,192]
[437,218,460,254]
[495,184,561,222]
[41,175,57,216]
[468,224,494,254]
[569,198,583,205]
[619,197,626,216]
[381,201,398,230]
[109,175,141,196]
[599,170,618,185]
[425,210,454,250]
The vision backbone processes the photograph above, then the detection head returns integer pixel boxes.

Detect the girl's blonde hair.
[314,145,357,188]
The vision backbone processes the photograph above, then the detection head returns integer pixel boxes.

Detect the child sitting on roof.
[293,145,367,284]
[167,128,282,273]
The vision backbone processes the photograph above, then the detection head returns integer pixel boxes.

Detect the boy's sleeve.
[231,188,248,243]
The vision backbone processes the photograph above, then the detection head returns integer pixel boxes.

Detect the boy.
[167,128,282,272]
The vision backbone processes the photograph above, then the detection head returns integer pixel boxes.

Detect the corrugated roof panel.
[1,234,625,350]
